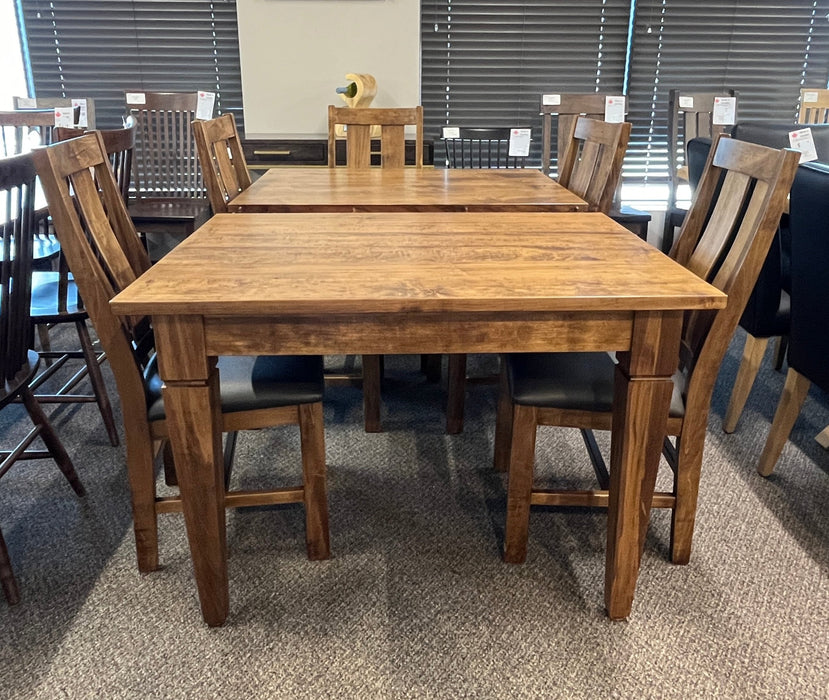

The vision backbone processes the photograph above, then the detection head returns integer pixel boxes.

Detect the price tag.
[789,127,818,163]
[604,96,625,123]
[508,128,531,157]
[679,95,694,110]
[16,97,37,108]
[196,91,215,120]
[442,127,460,139]
[125,92,146,105]
[71,98,88,128]
[803,91,819,103]
[53,108,73,127]
[712,96,736,125]
[542,94,561,106]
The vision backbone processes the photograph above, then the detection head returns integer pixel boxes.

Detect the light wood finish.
[757,369,811,476]
[797,88,829,124]
[328,105,423,169]
[815,425,829,449]
[192,113,252,214]
[495,135,799,576]
[33,134,331,615]
[229,167,588,213]
[722,334,770,433]
[110,209,724,624]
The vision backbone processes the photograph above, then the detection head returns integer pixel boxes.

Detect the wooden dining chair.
[495,134,798,567]
[13,96,96,129]
[55,125,136,202]
[192,113,252,213]
[33,133,331,573]
[442,126,530,169]
[444,116,631,435]
[664,89,738,253]
[0,152,85,605]
[797,88,829,124]
[126,91,212,260]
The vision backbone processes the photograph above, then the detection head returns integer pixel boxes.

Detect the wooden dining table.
[110,211,725,627]
[227,167,589,213]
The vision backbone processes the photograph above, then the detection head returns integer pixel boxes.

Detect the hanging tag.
[125,92,146,105]
[442,127,460,139]
[508,128,531,157]
[604,96,625,123]
[54,107,73,127]
[803,91,819,103]
[542,94,561,106]
[789,127,818,163]
[16,97,37,108]
[196,91,216,120]
[712,96,736,125]
[71,98,88,128]
[678,95,694,110]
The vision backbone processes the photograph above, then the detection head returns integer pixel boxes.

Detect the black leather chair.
[758,161,829,475]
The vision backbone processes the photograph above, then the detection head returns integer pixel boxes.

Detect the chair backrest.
[0,110,58,157]
[666,89,739,208]
[55,125,136,202]
[556,116,631,213]
[670,135,798,407]
[442,127,530,169]
[0,153,37,392]
[539,93,628,177]
[32,133,155,423]
[797,88,829,124]
[327,106,423,168]
[126,91,206,199]
[13,97,96,129]
[192,113,252,213]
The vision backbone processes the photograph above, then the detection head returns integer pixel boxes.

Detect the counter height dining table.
[227,167,589,213]
[110,211,726,626]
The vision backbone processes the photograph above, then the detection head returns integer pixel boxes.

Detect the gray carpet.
[1,333,827,699]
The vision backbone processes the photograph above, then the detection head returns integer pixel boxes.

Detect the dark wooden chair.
[192,113,252,213]
[495,135,798,567]
[0,152,85,605]
[125,91,212,261]
[442,126,530,169]
[33,133,330,573]
[663,89,738,253]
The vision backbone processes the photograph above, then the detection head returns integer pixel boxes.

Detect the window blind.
[17,0,243,131]
[421,0,632,166]
[625,0,829,184]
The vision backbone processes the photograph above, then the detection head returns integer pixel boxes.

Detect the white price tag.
[442,127,460,139]
[16,97,37,108]
[196,91,215,120]
[604,96,625,123]
[712,96,736,125]
[508,128,531,157]
[542,94,561,106]
[71,98,88,128]
[803,91,819,103]
[53,108,73,128]
[125,92,146,105]
[789,127,818,163]
[679,95,694,110]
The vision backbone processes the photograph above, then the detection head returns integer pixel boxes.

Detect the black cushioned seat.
[145,354,325,422]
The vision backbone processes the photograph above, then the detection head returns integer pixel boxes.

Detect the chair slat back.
[192,114,252,213]
[328,106,423,168]
[55,125,136,202]
[0,110,58,157]
[797,88,829,124]
[442,127,529,169]
[556,116,630,213]
[0,153,37,387]
[127,92,206,198]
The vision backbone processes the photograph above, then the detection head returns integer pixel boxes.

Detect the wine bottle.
[335,82,358,98]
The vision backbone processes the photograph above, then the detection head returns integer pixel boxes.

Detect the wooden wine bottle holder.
[334,73,381,138]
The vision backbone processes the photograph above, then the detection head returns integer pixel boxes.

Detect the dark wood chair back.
[556,116,631,213]
[328,106,423,168]
[192,113,252,213]
[442,127,529,169]
[797,88,829,124]
[13,97,96,129]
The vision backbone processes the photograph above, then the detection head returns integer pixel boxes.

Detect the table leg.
[605,310,682,620]
[154,316,228,627]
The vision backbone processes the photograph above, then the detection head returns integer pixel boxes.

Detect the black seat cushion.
[507,352,686,418]
[145,354,325,422]
[29,271,84,319]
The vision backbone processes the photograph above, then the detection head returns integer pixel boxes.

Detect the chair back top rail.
[0,110,58,157]
[12,97,96,129]
[328,105,424,169]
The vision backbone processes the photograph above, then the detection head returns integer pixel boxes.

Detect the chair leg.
[421,354,442,383]
[493,364,513,472]
[0,525,21,605]
[125,429,162,572]
[446,354,467,434]
[772,335,788,371]
[36,324,53,366]
[503,404,538,564]
[298,402,330,561]
[723,334,769,434]
[75,320,120,446]
[669,430,706,565]
[361,354,382,433]
[757,369,811,477]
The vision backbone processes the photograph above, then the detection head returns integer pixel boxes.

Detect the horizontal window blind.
[626,0,829,183]
[421,0,632,167]
[18,0,243,131]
